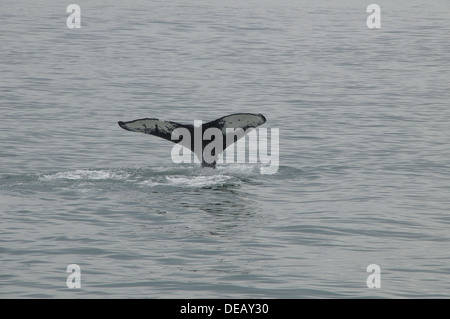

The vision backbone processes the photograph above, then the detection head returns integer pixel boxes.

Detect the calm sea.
[1,0,450,298]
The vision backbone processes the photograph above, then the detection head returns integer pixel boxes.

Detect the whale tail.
[118,113,266,168]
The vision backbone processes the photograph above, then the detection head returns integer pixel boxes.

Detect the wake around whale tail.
[118,113,266,168]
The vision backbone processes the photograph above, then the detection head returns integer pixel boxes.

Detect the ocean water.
[1,0,450,298]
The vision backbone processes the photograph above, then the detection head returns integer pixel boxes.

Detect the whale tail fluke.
[118,113,266,167]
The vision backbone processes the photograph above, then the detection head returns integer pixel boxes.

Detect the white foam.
[165,174,233,187]
[215,163,260,175]
[137,180,161,187]
[40,169,130,181]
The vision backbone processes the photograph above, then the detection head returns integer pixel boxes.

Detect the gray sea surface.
[1,0,450,298]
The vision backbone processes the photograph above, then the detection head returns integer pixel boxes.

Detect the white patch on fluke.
[216,114,265,134]
[123,119,176,134]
